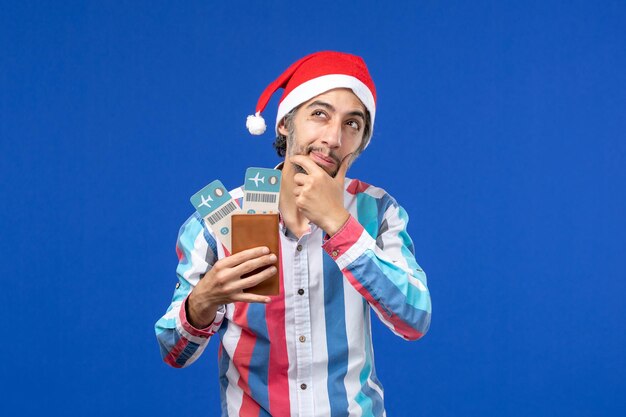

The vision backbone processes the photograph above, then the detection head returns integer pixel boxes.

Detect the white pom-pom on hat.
[246,112,266,135]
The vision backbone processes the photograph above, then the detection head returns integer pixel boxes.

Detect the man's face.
[278,88,367,177]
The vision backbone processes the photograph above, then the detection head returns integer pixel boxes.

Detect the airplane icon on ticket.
[248,172,265,187]
[198,194,213,208]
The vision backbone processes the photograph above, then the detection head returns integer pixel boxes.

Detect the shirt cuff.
[179,295,225,339]
[322,215,375,269]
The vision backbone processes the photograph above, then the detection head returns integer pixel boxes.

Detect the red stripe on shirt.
[232,302,261,416]
[265,238,291,416]
[164,336,189,368]
[322,215,364,257]
[347,178,371,195]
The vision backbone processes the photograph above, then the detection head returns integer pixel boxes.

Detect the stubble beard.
[286,131,342,178]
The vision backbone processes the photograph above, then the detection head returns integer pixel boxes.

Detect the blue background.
[1,1,625,416]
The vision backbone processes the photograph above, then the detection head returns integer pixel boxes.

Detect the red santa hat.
[246,51,377,147]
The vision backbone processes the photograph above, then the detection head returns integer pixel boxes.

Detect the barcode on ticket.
[206,201,237,225]
[245,192,277,204]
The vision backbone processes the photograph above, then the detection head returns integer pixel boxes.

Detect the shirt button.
[299,335,306,343]
[298,288,304,295]
[297,244,303,252]
[331,250,339,257]
[300,383,307,390]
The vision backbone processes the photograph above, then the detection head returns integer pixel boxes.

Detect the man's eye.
[312,110,327,118]
[347,120,361,130]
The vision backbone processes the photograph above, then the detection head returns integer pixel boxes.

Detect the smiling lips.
[309,151,337,167]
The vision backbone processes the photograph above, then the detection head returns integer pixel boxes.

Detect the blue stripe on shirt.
[323,251,350,416]
[360,302,385,417]
[173,218,203,302]
[355,194,378,238]
[354,299,385,417]
[348,252,431,333]
[217,332,231,417]
[176,340,200,366]
[363,251,431,313]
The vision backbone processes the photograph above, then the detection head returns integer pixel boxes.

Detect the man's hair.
[272,107,297,157]
[272,106,372,158]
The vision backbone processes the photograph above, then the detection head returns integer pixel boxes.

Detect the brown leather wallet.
[231,213,280,295]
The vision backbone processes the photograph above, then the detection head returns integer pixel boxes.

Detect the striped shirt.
[155,178,432,417]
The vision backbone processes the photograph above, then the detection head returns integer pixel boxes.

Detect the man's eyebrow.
[306,101,366,120]
[347,110,366,121]
[306,100,335,112]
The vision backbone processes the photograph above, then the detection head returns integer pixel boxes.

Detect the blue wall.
[1,1,624,416]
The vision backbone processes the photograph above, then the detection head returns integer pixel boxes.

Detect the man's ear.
[277,118,289,136]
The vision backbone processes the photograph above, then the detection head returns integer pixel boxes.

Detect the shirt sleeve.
[155,212,226,368]
[322,200,431,341]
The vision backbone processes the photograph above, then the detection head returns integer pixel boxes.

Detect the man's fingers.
[219,246,270,268]
[231,253,277,277]
[231,292,272,304]
[293,172,309,186]
[231,264,277,292]
[290,155,323,175]
[335,153,353,181]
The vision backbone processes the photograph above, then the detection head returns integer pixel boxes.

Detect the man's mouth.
[308,150,338,168]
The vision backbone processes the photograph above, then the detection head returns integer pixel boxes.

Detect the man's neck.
[279,158,311,238]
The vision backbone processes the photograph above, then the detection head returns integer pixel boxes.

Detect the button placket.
[292,236,314,413]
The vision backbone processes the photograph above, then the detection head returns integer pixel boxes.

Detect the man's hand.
[290,153,352,235]
[187,246,277,328]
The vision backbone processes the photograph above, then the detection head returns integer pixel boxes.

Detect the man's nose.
[322,122,342,148]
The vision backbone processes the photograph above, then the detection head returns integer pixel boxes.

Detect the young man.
[156,51,431,417]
